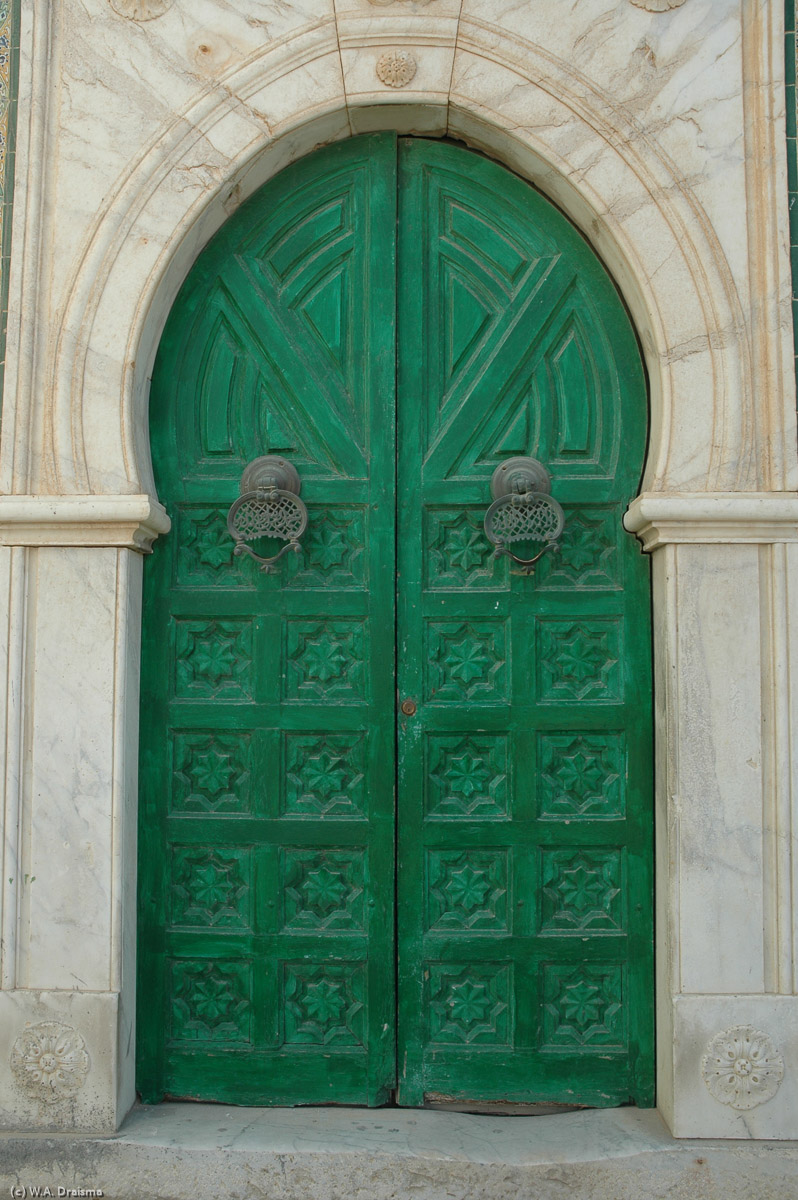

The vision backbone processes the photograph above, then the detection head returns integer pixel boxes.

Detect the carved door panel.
[138,135,398,1105]
[138,133,653,1109]
[395,140,653,1107]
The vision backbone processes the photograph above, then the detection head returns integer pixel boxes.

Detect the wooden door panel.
[138,133,398,1107]
[396,138,653,1108]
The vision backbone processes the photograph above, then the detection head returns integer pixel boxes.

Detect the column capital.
[624,492,798,551]
[0,494,170,551]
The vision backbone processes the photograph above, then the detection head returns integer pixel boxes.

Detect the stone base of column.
[0,989,134,1132]
[661,995,798,1139]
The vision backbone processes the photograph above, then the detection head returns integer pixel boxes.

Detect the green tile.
[786,84,797,138]
[789,141,798,193]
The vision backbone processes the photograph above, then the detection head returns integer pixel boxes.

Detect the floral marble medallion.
[108,0,173,20]
[701,1026,784,1110]
[376,50,417,89]
[10,1022,90,1103]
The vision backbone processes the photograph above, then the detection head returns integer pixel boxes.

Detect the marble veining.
[108,0,173,19]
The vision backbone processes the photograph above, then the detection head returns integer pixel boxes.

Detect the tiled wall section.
[0,0,18,419]
[788,0,798,389]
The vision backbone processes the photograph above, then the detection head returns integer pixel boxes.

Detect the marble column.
[626,494,798,1138]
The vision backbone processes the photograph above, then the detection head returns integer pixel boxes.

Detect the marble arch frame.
[33,23,784,501]
[1,2,797,1140]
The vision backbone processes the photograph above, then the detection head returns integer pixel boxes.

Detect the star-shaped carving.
[187,856,242,913]
[188,747,236,796]
[299,748,348,798]
[557,630,609,684]
[302,980,346,1025]
[190,634,237,686]
[191,513,233,570]
[299,633,351,683]
[301,866,348,914]
[556,861,608,913]
[442,747,492,798]
[559,980,605,1031]
[448,980,491,1027]
[191,974,242,1026]
[562,519,598,573]
[553,745,604,799]
[442,523,488,574]
[444,635,492,685]
[444,864,490,912]
[306,525,349,572]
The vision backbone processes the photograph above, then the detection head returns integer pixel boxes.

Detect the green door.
[138,134,653,1110]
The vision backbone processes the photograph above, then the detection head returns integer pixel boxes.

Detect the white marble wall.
[0,0,796,1138]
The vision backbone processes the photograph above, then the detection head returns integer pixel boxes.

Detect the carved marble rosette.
[701,1026,784,1111]
[108,0,173,20]
[376,50,417,89]
[10,1022,91,1104]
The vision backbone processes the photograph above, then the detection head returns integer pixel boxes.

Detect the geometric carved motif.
[539,508,619,590]
[284,733,366,817]
[426,508,504,589]
[428,964,511,1045]
[426,734,509,819]
[286,506,365,590]
[10,1022,91,1104]
[172,732,251,813]
[540,849,623,932]
[426,621,507,702]
[283,963,365,1045]
[701,1026,785,1111]
[170,847,250,928]
[538,620,621,702]
[170,960,252,1043]
[175,619,253,698]
[285,619,366,700]
[177,506,241,586]
[541,965,625,1050]
[376,49,417,88]
[427,850,508,930]
[282,850,365,931]
[539,734,625,819]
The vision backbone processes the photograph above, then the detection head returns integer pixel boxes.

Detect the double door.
[137,134,653,1108]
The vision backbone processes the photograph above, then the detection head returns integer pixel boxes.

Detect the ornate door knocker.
[483,457,565,575]
[227,456,308,574]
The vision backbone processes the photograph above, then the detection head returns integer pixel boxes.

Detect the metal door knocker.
[484,456,565,575]
[227,456,308,573]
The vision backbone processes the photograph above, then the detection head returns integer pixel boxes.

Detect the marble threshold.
[1,1104,798,1200]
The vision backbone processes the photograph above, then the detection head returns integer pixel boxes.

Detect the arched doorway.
[137,133,653,1109]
